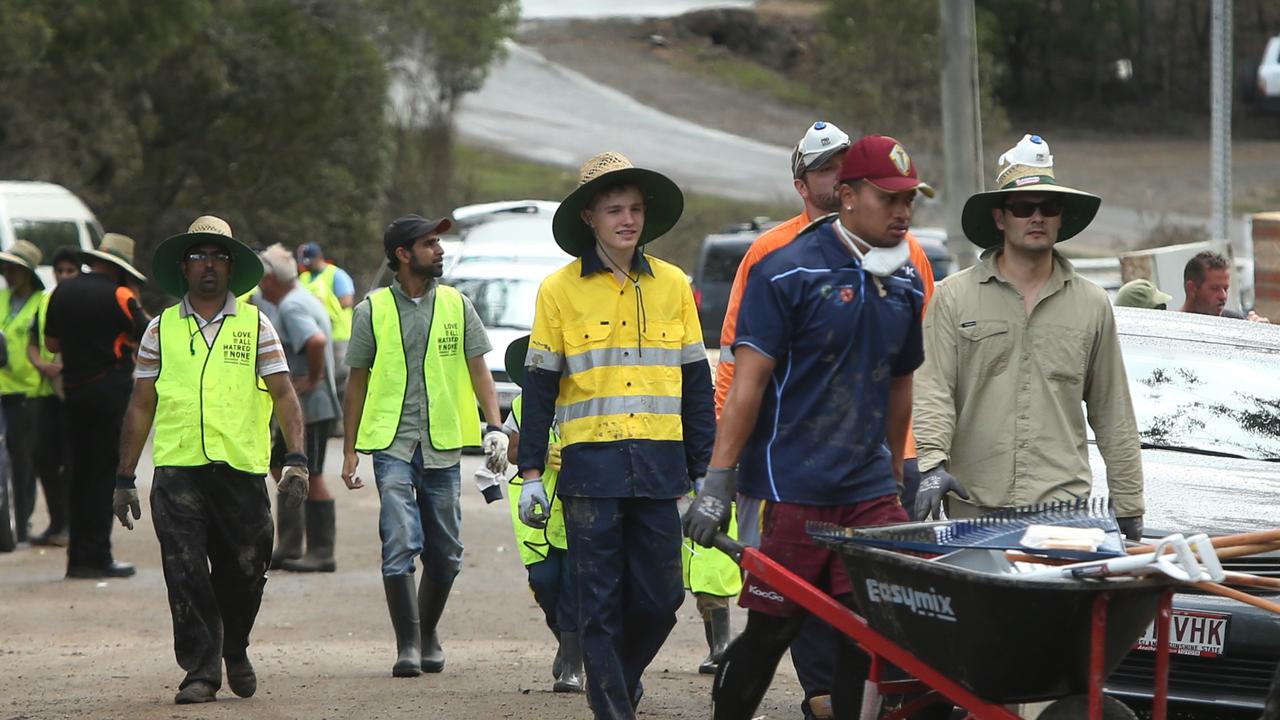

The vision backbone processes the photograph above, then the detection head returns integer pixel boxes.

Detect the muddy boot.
[281,499,335,572]
[699,606,731,674]
[269,492,304,570]
[417,575,453,673]
[383,575,422,677]
[553,631,585,693]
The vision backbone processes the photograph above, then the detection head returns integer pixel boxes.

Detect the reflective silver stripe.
[681,342,707,364]
[556,394,683,424]
[564,346,683,375]
[525,347,563,373]
[719,345,735,363]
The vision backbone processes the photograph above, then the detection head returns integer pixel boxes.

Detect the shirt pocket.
[1032,325,1090,385]
[958,320,1013,381]
[641,319,684,349]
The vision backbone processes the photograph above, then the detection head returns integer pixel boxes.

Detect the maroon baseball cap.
[838,135,934,197]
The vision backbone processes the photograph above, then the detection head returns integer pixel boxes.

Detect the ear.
[395,244,412,264]
[1184,279,1196,296]
[579,207,593,228]
[991,207,1005,232]
[837,183,855,209]
[793,178,808,201]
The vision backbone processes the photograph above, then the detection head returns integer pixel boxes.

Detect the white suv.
[1255,34,1280,113]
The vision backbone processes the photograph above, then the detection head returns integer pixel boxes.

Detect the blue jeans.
[372,448,462,579]
[526,546,579,634]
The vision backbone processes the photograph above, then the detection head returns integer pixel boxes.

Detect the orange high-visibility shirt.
[714,212,935,458]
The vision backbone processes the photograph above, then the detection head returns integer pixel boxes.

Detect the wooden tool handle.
[1194,582,1280,615]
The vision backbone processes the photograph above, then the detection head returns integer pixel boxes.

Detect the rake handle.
[1194,582,1280,615]
[1128,529,1280,555]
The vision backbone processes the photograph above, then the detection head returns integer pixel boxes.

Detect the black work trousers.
[2,394,38,542]
[65,379,131,569]
[34,395,69,534]
[151,465,274,690]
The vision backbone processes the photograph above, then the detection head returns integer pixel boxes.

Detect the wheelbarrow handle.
[712,532,745,563]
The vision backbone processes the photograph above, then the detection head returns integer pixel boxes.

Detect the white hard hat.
[995,133,1053,185]
[791,121,851,178]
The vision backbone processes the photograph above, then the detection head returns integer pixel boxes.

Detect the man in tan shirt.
[912,134,1144,539]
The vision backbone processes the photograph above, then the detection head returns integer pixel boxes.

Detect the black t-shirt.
[43,272,147,392]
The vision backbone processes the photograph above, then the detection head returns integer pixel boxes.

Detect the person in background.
[0,240,49,547]
[297,242,355,394]
[1180,251,1270,322]
[1114,278,1171,310]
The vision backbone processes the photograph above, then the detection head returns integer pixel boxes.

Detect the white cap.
[791,121,851,178]
[995,133,1054,186]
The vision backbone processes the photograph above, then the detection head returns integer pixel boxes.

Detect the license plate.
[1134,609,1229,657]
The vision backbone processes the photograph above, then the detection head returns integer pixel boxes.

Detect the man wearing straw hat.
[912,134,1144,539]
[112,216,309,704]
[44,232,149,578]
[0,240,50,547]
[516,151,715,719]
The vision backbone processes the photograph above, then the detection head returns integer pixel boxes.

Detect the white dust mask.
[835,220,910,277]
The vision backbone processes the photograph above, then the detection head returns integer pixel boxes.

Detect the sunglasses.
[1003,198,1064,218]
[186,251,233,265]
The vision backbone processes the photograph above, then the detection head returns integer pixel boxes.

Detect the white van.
[0,181,102,287]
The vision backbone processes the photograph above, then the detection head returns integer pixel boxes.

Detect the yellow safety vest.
[303,264,353,341]
[153,301,274,474]
[508,395,567,566]
[682,505,743,597]
[0,289,47,396]
[355,286,479,453]
[31,292,57,398]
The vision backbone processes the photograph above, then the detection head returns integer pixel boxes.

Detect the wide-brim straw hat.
[152,215,262,297]
[81,233,147,285]
[961,134,1101,249]
[505,334,530,389]
[551,151,684,257]
[0,239,45,289]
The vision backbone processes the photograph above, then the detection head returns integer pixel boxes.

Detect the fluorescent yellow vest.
[682,506,743,597]
[31,292,57,398]
[355,286,479,453]
[507,395,567,565]
[304,264,352,341]
[0,289,47,396]
[153,301,274,474]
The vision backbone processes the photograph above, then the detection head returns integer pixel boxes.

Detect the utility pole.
[1209,0,1232,245]
[939,0,982,268]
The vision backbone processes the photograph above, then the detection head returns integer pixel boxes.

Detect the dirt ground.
[0,447,805,719]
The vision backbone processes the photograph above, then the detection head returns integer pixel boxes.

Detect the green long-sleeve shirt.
[913,249,1144,517]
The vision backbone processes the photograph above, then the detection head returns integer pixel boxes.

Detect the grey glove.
[277,452,310,509]
[519,478,550,528]
[112,488,141,530]
[682,467,736,547]
[482,427,510,475]
[914,465,969,521]
[1116,515,1144,542]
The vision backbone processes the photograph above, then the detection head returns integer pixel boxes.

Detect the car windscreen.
[1122,334,1280,461]
[11,219,80,261]
[700,242,749,284]
[448,277,540,331]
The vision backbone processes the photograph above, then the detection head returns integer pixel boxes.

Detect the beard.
[408,253,443,279]
[813,190,841,214]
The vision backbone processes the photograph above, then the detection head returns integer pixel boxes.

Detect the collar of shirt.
[390,278,436,304]
[180,292,238,326]
[579,247,655,278]
[977,247,1076,295]
[810,219,861,270]
[833,219,874,261]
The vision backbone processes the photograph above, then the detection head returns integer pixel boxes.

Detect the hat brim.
[152,231,263,297]
[960,184,1101,249]
[505,334,531,389]
[552,168,684,257]
[864,177,936,199]
[0,253,44,289]
[79,249,147,285]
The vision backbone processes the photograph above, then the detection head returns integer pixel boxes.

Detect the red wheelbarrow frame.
[724,541,1174,720]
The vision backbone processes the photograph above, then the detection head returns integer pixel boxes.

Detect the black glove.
[113,473,140,530]
[1116,515,1144,542]
[682,467,736,547]
[914,465,969,521]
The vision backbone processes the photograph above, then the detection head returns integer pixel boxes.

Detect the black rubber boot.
[553,631,585,693]
[383,575,422,677]
[417,575,453,672]
[699,606,731,674]
[281,499,335,572]
[269,492,304,570]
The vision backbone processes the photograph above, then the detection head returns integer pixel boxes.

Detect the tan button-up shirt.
[913,249,1144,517]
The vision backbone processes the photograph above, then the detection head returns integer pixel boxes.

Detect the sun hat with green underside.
[551,151,684,257]
[152,215,263,297]
[961,134,1101,249]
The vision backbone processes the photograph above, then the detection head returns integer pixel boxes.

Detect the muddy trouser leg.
[617,498,683,704]
[789,615,838,718]
[712,609,806,720]
[554,546,579,634]
[151,466,224,690]
[33,395,68,534]
[526,549,564,634]
[204,467,274,661]
[3,394,37,542]
[65,381,129,569]
[828,594,871,720]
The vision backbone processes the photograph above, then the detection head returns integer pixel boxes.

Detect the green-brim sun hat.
[1115,278,1173,309]
[81,232,147,285]
[152,215,262,297]
[551,151,684,257]
[0,239,45,289]
[960,134,1101,249]
[505,334,531,389]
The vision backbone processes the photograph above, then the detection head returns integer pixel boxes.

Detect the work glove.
[277,452,310,509]
[482,426,509,475]
[112,474,141,530]
[1116,515,1144,542]
[546,441,562,473]
[519,477,550,529]
[914,465,969,521]
[683,467,736,547]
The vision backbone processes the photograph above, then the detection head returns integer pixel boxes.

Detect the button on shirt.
[733,219,924,505]
[346,279,491,467]
[912,249,1144,516]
